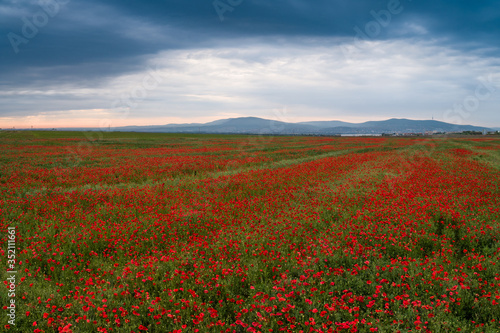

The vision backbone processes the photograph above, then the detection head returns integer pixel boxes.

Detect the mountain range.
[59,117,495,135]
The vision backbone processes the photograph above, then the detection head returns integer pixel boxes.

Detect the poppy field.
[1,131,500,332]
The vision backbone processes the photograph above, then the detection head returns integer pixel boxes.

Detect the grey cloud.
[1,0,499,127]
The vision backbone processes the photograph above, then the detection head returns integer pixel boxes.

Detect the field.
[1,131,500,332]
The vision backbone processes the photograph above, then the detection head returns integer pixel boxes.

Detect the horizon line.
[2,116,499,130]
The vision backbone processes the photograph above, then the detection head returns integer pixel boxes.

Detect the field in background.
[1,131,500,332]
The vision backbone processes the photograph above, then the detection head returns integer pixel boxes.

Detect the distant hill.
[316,118,490,134]
[59,117,493,135]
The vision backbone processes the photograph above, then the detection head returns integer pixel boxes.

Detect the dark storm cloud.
[3,0,499,76]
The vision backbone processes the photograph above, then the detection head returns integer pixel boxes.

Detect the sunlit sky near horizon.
[1,0,500,129]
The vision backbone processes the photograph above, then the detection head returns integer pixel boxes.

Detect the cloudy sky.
[1,0,500,128]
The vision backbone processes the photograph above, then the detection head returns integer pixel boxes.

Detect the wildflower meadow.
[1,131,499,332]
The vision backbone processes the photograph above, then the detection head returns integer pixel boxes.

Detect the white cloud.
[3,37,500,127]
